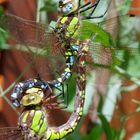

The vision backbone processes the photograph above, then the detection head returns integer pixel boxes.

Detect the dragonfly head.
[58,0,79,15]
[20,88,44,107]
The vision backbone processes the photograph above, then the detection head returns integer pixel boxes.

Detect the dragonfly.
[0,0,114,108]
[0,0,140,139]
[0,0,105,107]
[0,39,89,140]
[0,0,117,108]
[1,0,138,107]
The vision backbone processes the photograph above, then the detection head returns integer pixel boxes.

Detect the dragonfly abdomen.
[42,40,89,140]
[54,16,81,82]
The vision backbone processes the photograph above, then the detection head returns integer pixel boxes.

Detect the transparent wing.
[77,15,140,87]
[0,2,139,86]
[0,127,24,140]
[0,13,65,81]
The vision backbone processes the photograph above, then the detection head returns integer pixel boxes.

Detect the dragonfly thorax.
[56,16,80,44]
[19,107,48,139]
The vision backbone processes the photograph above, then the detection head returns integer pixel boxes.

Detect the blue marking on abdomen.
[71,45,80,52]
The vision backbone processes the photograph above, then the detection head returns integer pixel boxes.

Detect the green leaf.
[64,74,77,112]
[82,125,103,140]
[0,27,9,50]
[78,20,115,47]
[118,128,126,140]
[40,1,57,12]
[136,107,140,113]
[0,13,9,50]
[0,6,4,17]
[97,95,104,114]
[130,133,140,140]
[127,53,140,77]
[68,74,76,102]
[114,66,140,86]
[98,114,113,140]
[118,0,132,15]
[49,21,57,29]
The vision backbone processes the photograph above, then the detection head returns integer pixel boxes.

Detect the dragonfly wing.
[0,13,66,80]
[78,13,140,67]
[77,14,140,86]
[0,127,24,140]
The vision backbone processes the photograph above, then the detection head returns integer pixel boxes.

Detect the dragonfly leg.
[53,71,66,98]
[44,92,63,102]
[79,0,100,14]
[49,82,69,110]
[83,0,112,19]
[43,81,69,110]
[44,83,53,99]
[78,0,81,7]
[45,100,66,110]
[79,1,91,9]
[43,93,66,109]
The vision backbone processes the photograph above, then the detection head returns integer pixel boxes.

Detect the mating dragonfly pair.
[0,0,139,139]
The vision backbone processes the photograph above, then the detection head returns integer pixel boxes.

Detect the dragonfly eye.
[63,3,74,14]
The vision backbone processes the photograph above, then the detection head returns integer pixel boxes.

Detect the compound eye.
[65,3,73,12]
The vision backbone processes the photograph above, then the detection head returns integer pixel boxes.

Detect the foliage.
[62,1,140,139]
[0,6,9,50]
[0,27,9,50]
[78,20,115,47]
[131,133,140,140]
[0,6,4,16]
[0,0,140,140]
[40,0,57,12]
